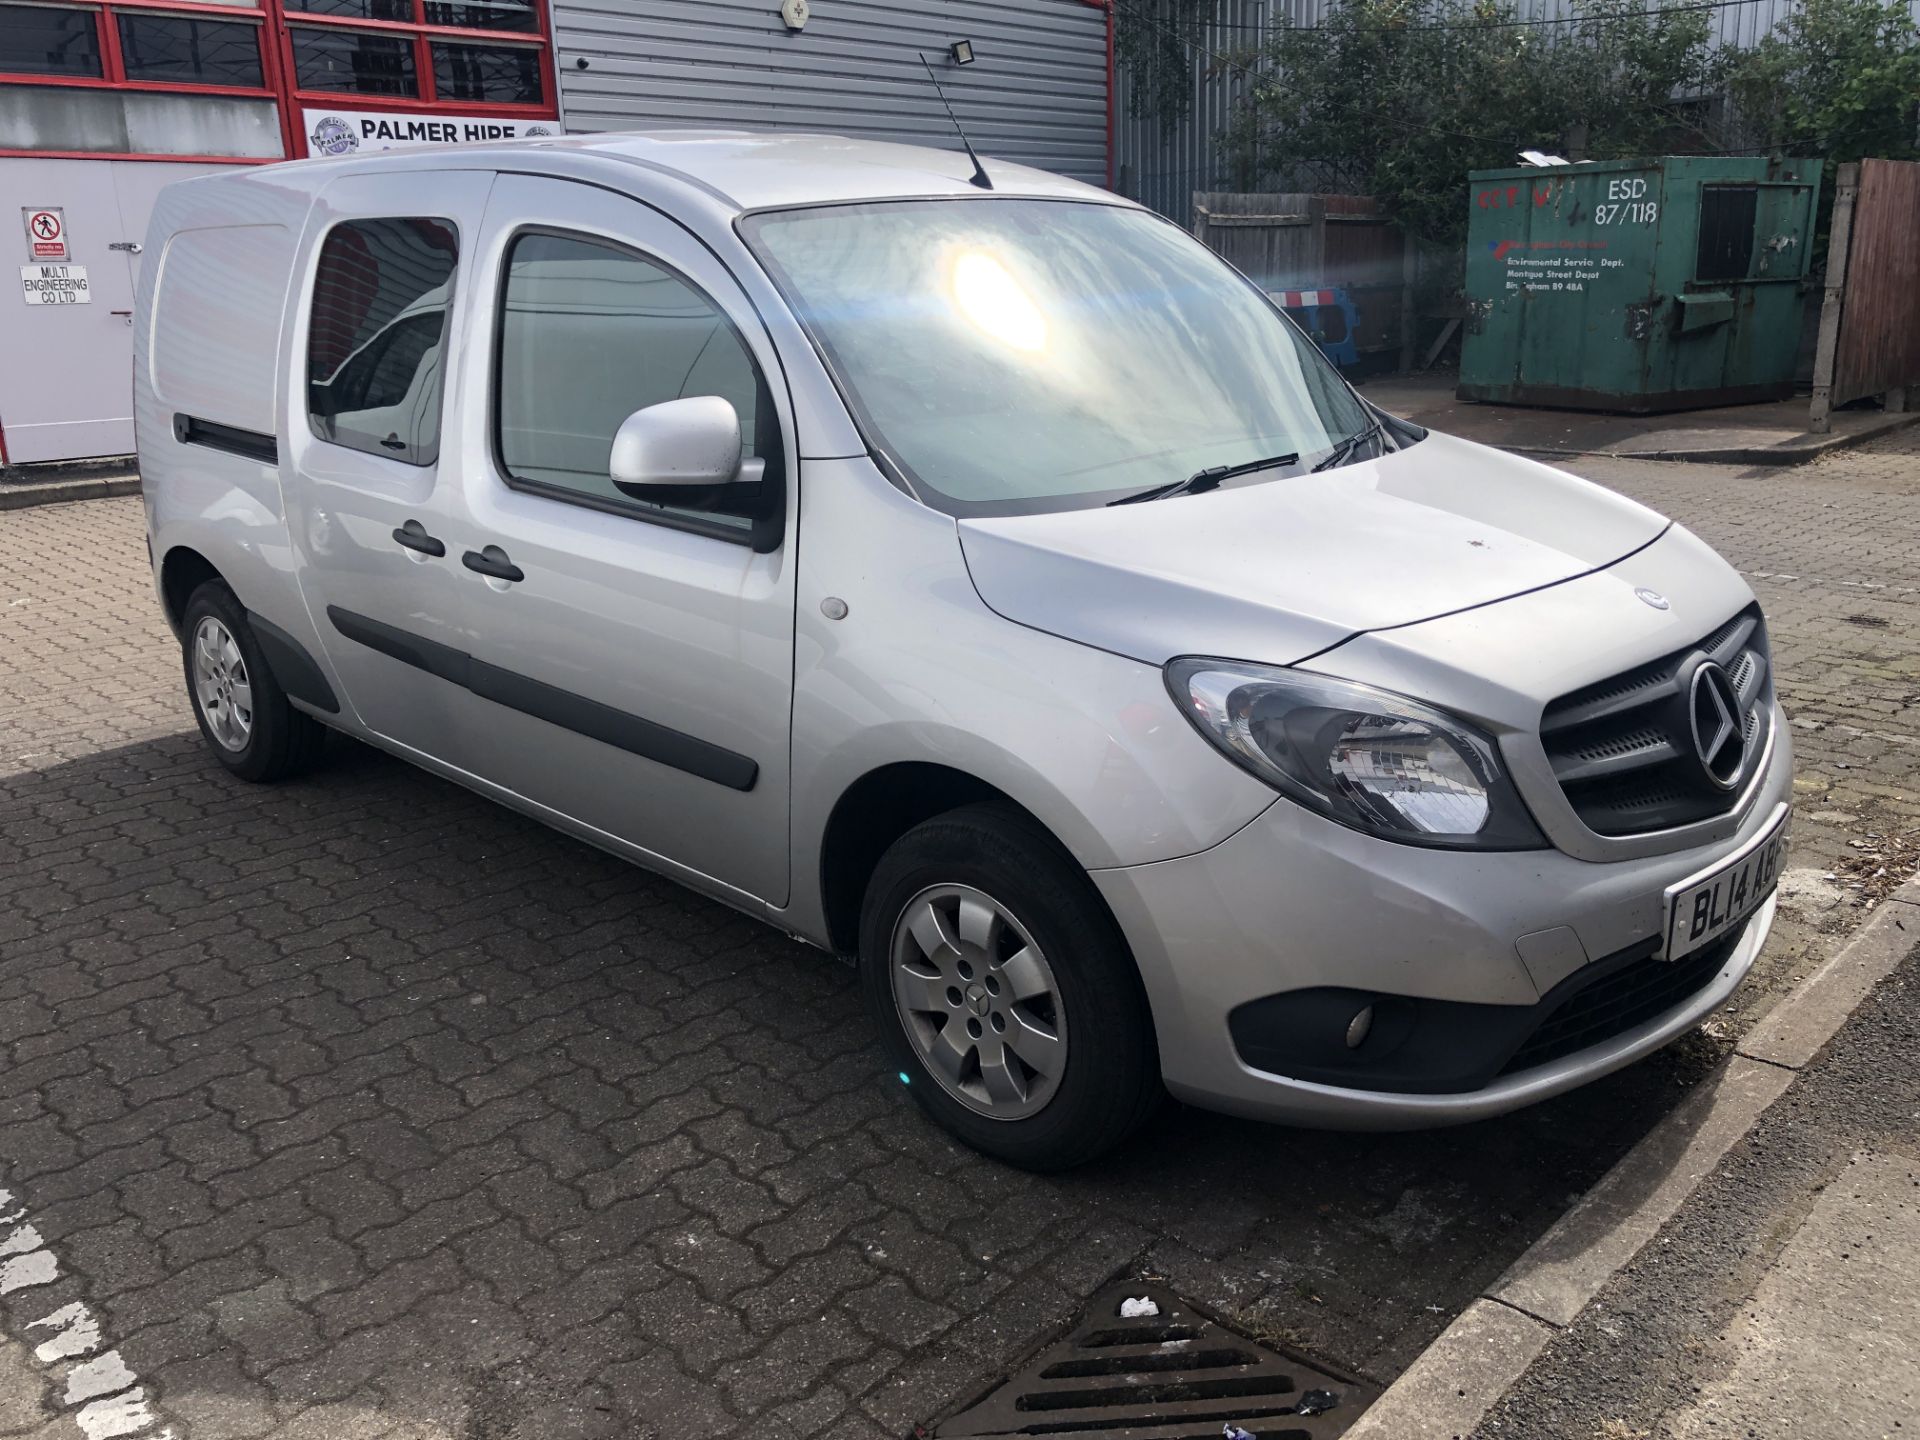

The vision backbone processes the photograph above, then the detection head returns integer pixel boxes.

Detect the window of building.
[284,0,550,106]
[431,39,541,104]
[495,231,776,538]
[423,0,538,33]
[308,217,459,467]
[290,26,417,96]
[1,1,281,158]
[0,86,283,158]
[118,15,265,88]
[294,0,412,20]
[0,5,104,79]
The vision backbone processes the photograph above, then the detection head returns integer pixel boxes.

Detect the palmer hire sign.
[303,107,556,158]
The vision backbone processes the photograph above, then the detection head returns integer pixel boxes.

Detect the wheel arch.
[159,544,341,717]
[158,544,223,637]
[817,761,1088,959]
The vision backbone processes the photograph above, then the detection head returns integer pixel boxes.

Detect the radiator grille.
[1541,606,1772,836]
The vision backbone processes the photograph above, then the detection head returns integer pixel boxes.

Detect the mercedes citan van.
[136,133,1789,1168]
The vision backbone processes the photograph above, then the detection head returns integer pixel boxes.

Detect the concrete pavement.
[1476,919,1920,1440]
[1361,372,1919,465]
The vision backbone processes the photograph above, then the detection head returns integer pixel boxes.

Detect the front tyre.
[181,581,327,783]
[860,805,1160,1171]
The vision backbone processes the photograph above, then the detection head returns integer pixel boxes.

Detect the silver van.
[135,132,1790,1169]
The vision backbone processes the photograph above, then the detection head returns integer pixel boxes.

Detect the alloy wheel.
[192,616,253,752]
[889,883,1068,1120]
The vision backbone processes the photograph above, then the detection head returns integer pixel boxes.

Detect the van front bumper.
[1090,709,1790,1129]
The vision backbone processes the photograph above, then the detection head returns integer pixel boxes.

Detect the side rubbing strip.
[326,606,468,686]
[467,659,759,791]
[172,413,278,464]
[325,606,758,792]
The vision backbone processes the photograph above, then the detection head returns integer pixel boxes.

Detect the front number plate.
[1662,810,1789,961]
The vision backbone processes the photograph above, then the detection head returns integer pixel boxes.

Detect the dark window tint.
[290,26,416,96]
[118,16,263,87]
[496,232,774,535]
[423,0,539,32]
[287,0,411,19]
[308,218,458,466]
[0,5,102,78]
[430,40,541,103]
[1696,186,1758,282]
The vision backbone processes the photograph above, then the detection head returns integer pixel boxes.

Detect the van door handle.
[462,545,524,583]
[392,519,445,557]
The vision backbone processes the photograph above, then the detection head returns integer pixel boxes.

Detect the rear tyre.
[859,804,1161,1171]
[181,580,327,783]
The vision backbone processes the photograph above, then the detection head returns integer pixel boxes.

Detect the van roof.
[287,129,1118,214]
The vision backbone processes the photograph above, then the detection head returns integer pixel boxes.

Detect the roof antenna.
[918,52,993,190]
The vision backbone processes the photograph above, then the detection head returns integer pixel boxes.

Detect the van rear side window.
[307,217,458,466]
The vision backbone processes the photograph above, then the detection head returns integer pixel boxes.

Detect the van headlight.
[1165,659,1546,850]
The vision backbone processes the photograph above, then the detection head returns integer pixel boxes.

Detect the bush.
[1720,0,1920,164]
[1204,0,1715,246]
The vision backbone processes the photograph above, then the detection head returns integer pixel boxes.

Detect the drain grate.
[934,1283,1375,1439]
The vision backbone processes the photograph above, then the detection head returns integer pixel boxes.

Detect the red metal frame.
[99,4,131,89]
[1102,0,1115,191]
[0,0,558,162]
[1069,0,1116,191]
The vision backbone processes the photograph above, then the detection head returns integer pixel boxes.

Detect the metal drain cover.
[935,1282,1375,1439]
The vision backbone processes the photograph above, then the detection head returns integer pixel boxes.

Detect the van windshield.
[741,198,1385,516]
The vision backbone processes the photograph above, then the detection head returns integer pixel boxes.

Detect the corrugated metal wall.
[1115,0,1920,226]
[551,0,1110,188]
[1115,0,1270,226]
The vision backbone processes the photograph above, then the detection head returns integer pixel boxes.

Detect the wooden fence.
[1811,159,1920,431]
[1191,192,1416,368]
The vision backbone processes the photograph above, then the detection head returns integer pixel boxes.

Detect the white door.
[0,159,218,464]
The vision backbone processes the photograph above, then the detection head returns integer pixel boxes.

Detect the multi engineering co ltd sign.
[303,107,556,157]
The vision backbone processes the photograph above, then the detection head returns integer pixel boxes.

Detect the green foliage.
[1126,0,1716,246]
[1720,0,1920,163]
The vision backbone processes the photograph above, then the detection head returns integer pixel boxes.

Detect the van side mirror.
[609,396,762,495]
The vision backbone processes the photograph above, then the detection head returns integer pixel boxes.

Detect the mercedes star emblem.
[1688,660,1745,790]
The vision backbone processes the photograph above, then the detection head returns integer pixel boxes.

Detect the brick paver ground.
[0,430,1915,1440]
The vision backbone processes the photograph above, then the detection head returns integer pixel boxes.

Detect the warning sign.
[19,264,90,306]
[22,208,67,263]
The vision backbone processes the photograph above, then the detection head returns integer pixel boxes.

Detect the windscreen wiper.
[1107,450,1301,506]
[1310,419,1389,473]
